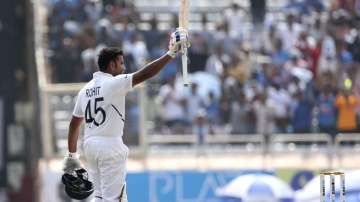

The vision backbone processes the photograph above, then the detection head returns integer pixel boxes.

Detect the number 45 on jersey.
[85,97,106,127]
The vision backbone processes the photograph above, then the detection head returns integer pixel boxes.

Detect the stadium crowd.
[46,0,360,138]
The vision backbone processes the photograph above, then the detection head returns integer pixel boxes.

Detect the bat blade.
[179,0,189,29]
[179,0,189,86]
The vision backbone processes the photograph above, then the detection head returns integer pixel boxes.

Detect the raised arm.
[132,54,173,86]
[132,28,189,87]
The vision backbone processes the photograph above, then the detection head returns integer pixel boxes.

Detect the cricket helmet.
[61,168,94,200]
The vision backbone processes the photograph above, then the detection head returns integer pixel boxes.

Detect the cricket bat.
[179,0,189,86]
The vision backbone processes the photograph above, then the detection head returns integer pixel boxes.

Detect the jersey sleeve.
[107,73,133,94]
[73,91,84,118]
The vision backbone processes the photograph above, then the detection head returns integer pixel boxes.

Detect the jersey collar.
[93,71,113,78]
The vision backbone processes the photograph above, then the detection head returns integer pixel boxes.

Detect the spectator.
[309,38,322,79]
[291,91,313,133]
[205,45,224,78]
[81,48,97,81]
[112,18,135,43]
[261,24,277,52]
[271,38,290,67]
[185,83,204,123]
[219,93,231,125]
[123,33,149,68]
[335,88,360,133]
[284,49,312,89]
[268,84,292,133]
[284,49,309,70]
[317,87,337,137]
[285,0,324,14]
[295,31,313,63]
[224,3,246,39]
[230,91,254,134]
[84,0,102,23]
[143,16,163,53]
[157,76,187,133]
[253,57,272,88]
[200,13,216,51]
[250,0,267,28]
[213,22,239,57]
[318,32,337,75]
[188,32,209,72]
[205,91,220,129]
[337,40,353,75]
[348,26,360,64]
[192,109,209,145]
[250,0,267,49]
[125,92,140,140]
[228,54,250,84]
[52,37,82,83]
[276,11,303,51]
[253,90,276,135]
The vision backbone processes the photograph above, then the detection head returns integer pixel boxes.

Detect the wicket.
[320,171,345,202]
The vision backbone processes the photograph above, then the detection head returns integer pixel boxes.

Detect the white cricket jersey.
[73,71,133,139]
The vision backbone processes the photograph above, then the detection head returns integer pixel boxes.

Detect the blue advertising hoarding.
[127,170,271,202]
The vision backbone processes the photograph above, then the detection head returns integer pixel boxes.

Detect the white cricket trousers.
[84,136,129,202]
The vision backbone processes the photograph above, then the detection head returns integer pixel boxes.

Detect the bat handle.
[181,44,189,87]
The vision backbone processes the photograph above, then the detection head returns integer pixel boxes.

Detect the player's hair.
[97,47,123,72]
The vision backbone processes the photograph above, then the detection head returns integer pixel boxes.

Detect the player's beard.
[119,66,126,75]
[114,65,125,76]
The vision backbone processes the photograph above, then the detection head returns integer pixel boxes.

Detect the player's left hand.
[167,28,190,58]
[62,152,82,173]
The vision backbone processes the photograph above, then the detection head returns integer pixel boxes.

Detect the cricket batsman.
[62,28,189,202]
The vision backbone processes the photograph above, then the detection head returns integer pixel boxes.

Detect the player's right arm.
[132,28,189,87]
[68,116,83,153]
[63,91,84,173]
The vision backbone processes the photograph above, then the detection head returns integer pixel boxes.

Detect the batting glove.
[62,152,82,173]
[167,28,190,58]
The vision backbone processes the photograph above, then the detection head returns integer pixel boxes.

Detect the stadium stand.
[40,0,360,157]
